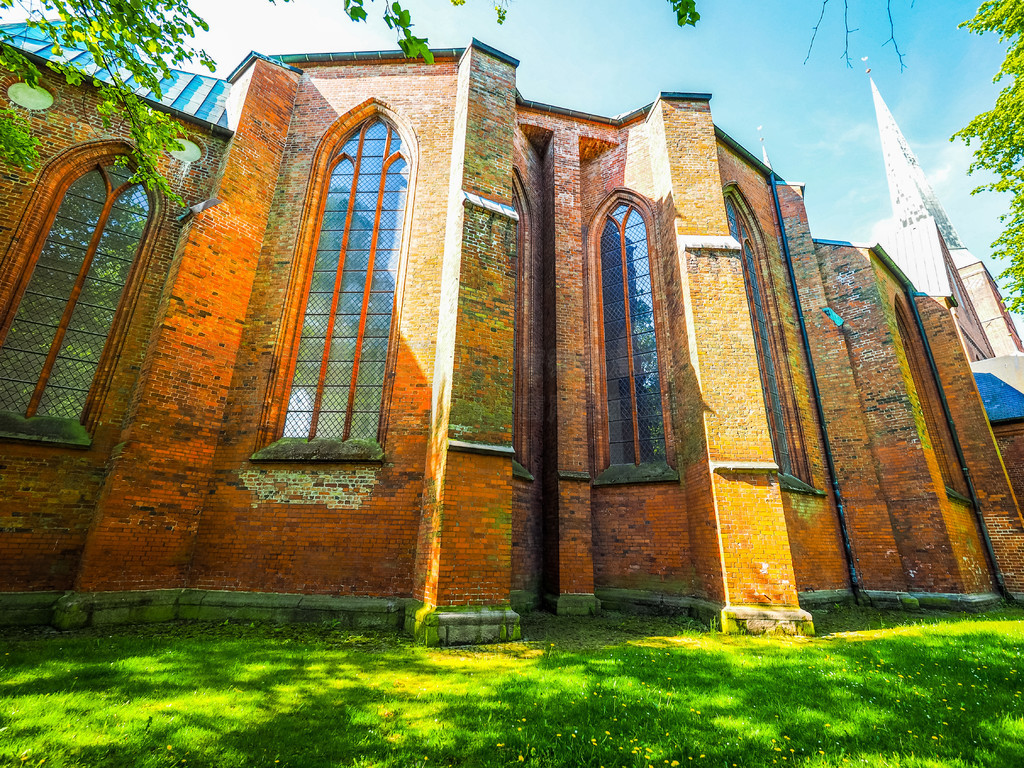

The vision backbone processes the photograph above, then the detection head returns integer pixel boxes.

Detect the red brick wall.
[74,59,302,591]
[194,56,462,598]
[5,51,1021,618]
[994,422,1024,521]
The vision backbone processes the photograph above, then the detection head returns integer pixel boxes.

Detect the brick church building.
[1,26,1023,642]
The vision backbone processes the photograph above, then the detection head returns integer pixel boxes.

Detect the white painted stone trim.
[678,234,741,251]
[710,460,780,474]
[462,190,519,221]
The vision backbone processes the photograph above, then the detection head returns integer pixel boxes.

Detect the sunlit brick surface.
[1,46,1021,625]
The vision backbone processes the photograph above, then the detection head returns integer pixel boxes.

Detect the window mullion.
[343,128,392,441]
[308,129,366,440]
[618,213,641,465]
[25,188,117,418]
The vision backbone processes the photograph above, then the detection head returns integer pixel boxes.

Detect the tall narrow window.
[283,118,409,443]
[895,305,966,494]
[0,162,150,421]
[600,203,666,465]
[726,197,793,475]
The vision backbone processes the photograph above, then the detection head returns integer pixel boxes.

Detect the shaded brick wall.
[0,64,228,590]
[74,59,301,591]
[994,422,1024,521]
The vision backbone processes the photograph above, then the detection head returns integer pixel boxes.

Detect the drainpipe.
[768,174,862,602]
[899,281,1011,602]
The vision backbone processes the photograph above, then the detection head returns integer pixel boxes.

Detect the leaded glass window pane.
[283,119,409,442]
[600,205,666,466]
[0,165,150,420]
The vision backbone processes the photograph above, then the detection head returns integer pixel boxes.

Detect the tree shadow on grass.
[1,612,1024,767]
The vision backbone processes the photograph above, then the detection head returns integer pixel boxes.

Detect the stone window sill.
[0,411,91,448]
[512,459,534,481]
[250,437,384,463]
[945,486,973,506]
[778,473,826,497]
[593,461,679,486]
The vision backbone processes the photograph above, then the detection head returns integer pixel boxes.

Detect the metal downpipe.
[901,285,1011,602]
[768,174,862,602]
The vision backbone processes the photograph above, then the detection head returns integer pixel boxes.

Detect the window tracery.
[599,202,666,466]
[282,118,409,443]
[0,161,150,422]
[725,195,795,476]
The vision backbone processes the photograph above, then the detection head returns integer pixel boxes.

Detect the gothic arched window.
[894,303,966,495]
[600,203,666,465]
[0,162,151,422]
[725,196,793,475]
[282,118,409,443]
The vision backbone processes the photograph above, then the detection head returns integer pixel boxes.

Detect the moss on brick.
[0,410,91,447]
[594,461,679,486]
[251,437,384,463]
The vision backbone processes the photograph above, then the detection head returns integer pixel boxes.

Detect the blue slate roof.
[2,22,231,128]
[975,372,1024,423]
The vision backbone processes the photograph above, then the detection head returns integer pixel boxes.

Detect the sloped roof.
[2,21,231,127]
[974,372,1024,423]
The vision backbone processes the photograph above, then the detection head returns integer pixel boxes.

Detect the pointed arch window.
[894,304,967,495]
[282,118,409,442]
[725,197,793,475]
[0,162,151,422]
[600,203,666,465]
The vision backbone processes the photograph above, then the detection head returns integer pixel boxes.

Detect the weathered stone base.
[721,605,815,635]
[510,589,541,614]
[543,593,601,616]
[861,590,1001,612]
[798,588,1004,613]
[796,589,857,609]
[0,589,413,631]
[0,591,64,626]
[595,588,719,624]
[406,603,521,646]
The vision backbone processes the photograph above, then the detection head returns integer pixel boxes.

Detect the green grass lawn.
[2,606,1024,768]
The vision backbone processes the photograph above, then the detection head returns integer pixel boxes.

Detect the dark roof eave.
[225,50,303,83]
[275,47,465,69]
[715,126,774,180]
[7,43,233,137]
[516,92,711,128]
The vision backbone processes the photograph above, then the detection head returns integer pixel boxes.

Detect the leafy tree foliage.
[955,0,1024,311]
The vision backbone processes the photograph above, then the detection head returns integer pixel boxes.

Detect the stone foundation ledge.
[543,593,601,616]
[594,588,719,625]
[0,591,65,626]
[860,590,1001,612]
[796,589,856,609]
[406,603,521,646]
[721,605,815,636]
[0,589,414,631]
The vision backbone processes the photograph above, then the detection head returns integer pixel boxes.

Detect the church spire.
[871,78,967,251]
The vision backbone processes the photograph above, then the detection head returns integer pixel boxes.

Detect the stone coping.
[512,459,534,481]
[250,437,384,463]
[0,410,91,447]
[778,472,826,496]
[447,439,515,457]
[593,461,679,486]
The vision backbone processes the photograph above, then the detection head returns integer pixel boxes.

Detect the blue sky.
[191,0,1016,330]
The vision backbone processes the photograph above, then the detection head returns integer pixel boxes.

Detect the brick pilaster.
[413,43,520,616]
[649,98,803,612]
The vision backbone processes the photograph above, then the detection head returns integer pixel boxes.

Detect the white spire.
[871,78,966,251]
